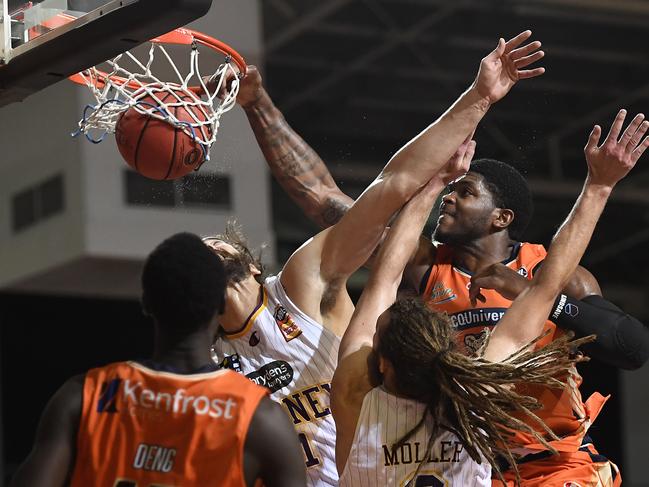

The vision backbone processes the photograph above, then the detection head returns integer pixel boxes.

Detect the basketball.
[115,89,212,180]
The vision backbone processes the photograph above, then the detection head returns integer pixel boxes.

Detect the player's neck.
[451,233,516,274]
[219,275,263,333]
[152,327,217,373]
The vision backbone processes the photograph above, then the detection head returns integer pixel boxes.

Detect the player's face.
[203,238,239,259]
[432,172,498,245]
[203,237,254,286]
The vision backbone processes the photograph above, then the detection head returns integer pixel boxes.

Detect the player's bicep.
[562,265,602,299]
[10,375,83,487]
[245,397,306,487]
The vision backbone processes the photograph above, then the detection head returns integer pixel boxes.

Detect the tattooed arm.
[238,66,353,228]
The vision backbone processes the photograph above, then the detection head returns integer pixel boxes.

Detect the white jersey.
[213,274,340,487]
[340,386,491,487]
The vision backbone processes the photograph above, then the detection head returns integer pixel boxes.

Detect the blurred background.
[1,0,648,485]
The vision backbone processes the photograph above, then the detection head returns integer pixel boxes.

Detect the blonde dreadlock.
[378,297,594,485]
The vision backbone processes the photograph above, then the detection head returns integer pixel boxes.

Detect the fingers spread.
[492,37,506,58]
[585,125,602,152]
[504,30,532,53]
[509,41,542,61]
[626,118,648,153]
[605,109,628,144]
[514,50,545,69]
[517,67,546,79]
[620,113,644,145]
[631,135,649,164]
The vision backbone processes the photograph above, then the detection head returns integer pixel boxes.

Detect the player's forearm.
[243,91,353,228]
[380,86,489,190]
[370,180,445,289]
[532,183,611,298]
[486,184,611,359]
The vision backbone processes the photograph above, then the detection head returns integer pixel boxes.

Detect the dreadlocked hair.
[378,297,595,485]
[203,220,266,285]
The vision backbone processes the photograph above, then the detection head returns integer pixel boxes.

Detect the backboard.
[0,0,213,106]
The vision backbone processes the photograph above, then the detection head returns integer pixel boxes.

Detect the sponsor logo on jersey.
[463,329,488,355]
[449,307,506,330]
[96,378,239,420]
[97,378,121,413]
[219,354,243,373]
[247,360,294,392]
[274,304,302,342]
[428,282,457,305]
[517,266,529,277]
[249,331,261,347]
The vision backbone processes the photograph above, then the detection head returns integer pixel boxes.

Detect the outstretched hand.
[473,30,545,105]
[436,136,477,186]
[585,109,649,188]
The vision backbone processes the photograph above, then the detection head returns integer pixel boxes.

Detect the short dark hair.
[141,232,226,331]
[469,158,533,241]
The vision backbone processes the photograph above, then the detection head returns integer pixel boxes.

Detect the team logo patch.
[464,329,488,355]
[249,331,261,347]
[219,354,243,373]
[97,378,121,413]
[247,360,294,392]
[428,282,457,305]
[517,266,529,277]
[274,305,302,342]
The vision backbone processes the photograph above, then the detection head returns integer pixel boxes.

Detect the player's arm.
[332,149,469,471]
[10,375,83,487]
[282,31,544,321]
[236,65,354,228]
[482,109,649,362]
[471,262,649,369]
[244,397,306,487]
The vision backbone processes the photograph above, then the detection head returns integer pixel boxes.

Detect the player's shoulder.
[83,361,134,382]
[516,242,548,275]
[517,241,547,261]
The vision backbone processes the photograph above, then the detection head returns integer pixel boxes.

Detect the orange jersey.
[69,361,268,487]
[421,242,603,453]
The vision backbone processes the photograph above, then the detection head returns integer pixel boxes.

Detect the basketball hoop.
[69,27,246,166]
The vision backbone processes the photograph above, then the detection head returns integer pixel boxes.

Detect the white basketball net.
[73,39,241,163]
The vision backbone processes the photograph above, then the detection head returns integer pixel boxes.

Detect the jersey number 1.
[298,433,320,468]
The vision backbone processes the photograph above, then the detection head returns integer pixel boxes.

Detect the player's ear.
[493,208,514,231]
[141,292,152,317]
[249,263,262,276]
[378,355,388,375]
